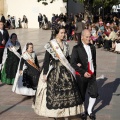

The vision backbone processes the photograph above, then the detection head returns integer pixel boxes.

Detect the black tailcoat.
[71,42,98,100]
[71,42,96,77]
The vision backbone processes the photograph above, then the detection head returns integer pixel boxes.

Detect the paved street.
[0,29,120,120]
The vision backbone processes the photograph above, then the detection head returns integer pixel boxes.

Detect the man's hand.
[84,72,91,78]
[77,63,81,67]
[2,40,5,45]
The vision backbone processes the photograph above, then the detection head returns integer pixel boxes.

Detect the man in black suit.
[71,29,98,120]
[38,13,43,28]
[0,21,9,78]
[1,14,6,24]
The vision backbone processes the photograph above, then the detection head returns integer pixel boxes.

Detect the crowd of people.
[0,11,120,120]
[38,12,120,54]
[0,14,28,29]
[47,12,120,53]
[86,16,120,54]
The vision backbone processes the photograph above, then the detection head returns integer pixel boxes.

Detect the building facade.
[0,0,84,28]
[0,0,4,15]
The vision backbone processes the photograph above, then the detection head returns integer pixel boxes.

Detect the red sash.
[75,71,80,76]
[0,45,5,48]
[88,62,94,75]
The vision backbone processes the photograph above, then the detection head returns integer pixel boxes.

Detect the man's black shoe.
[88,113,96,120]
[80,113,87,120]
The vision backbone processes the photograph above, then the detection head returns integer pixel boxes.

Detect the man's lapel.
[0,30,3,40]
[0,31,2,36]
[78,42,88,60]
[89,44,94,59]
[3,30,5,36]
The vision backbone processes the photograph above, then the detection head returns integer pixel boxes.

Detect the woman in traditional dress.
[12,43,40,96]
[1,33,21,85]
[33,26,84,120]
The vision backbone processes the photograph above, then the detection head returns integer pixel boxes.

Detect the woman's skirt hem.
[33,104,84,118]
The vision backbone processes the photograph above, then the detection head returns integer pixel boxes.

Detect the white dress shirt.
[0,29,3,35]
[82,42,94,73]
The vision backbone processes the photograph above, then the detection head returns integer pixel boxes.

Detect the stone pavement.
[0,29,120,120]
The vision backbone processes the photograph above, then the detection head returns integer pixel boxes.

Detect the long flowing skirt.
[33,61,84,118]
[12,64,39,96]
[23,62,40,90]
[1,62,15,84]
[12,73,36,96]
[1,51,20,84]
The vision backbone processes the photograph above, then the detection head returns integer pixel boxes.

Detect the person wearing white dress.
[12,43,40,96]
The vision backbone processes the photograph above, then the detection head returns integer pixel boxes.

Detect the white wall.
[4,0,66,28]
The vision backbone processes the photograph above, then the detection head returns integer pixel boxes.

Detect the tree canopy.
[37,0,120,15]
[37,0,120,8]
[78,0,120,8]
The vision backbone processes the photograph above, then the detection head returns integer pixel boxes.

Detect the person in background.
[22,15,28,29]
[104,27,118,51]
[1,33,21,84]
[11,16,16,29]
[42,15,49,30]
[0,21,9,78]
[38,13,43,28]
[75,16,85,44]
[1,14,6,25]
[6,15,11,29]
[51,14,56,30]
[18,18,22,28]
[12,43,40,96]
